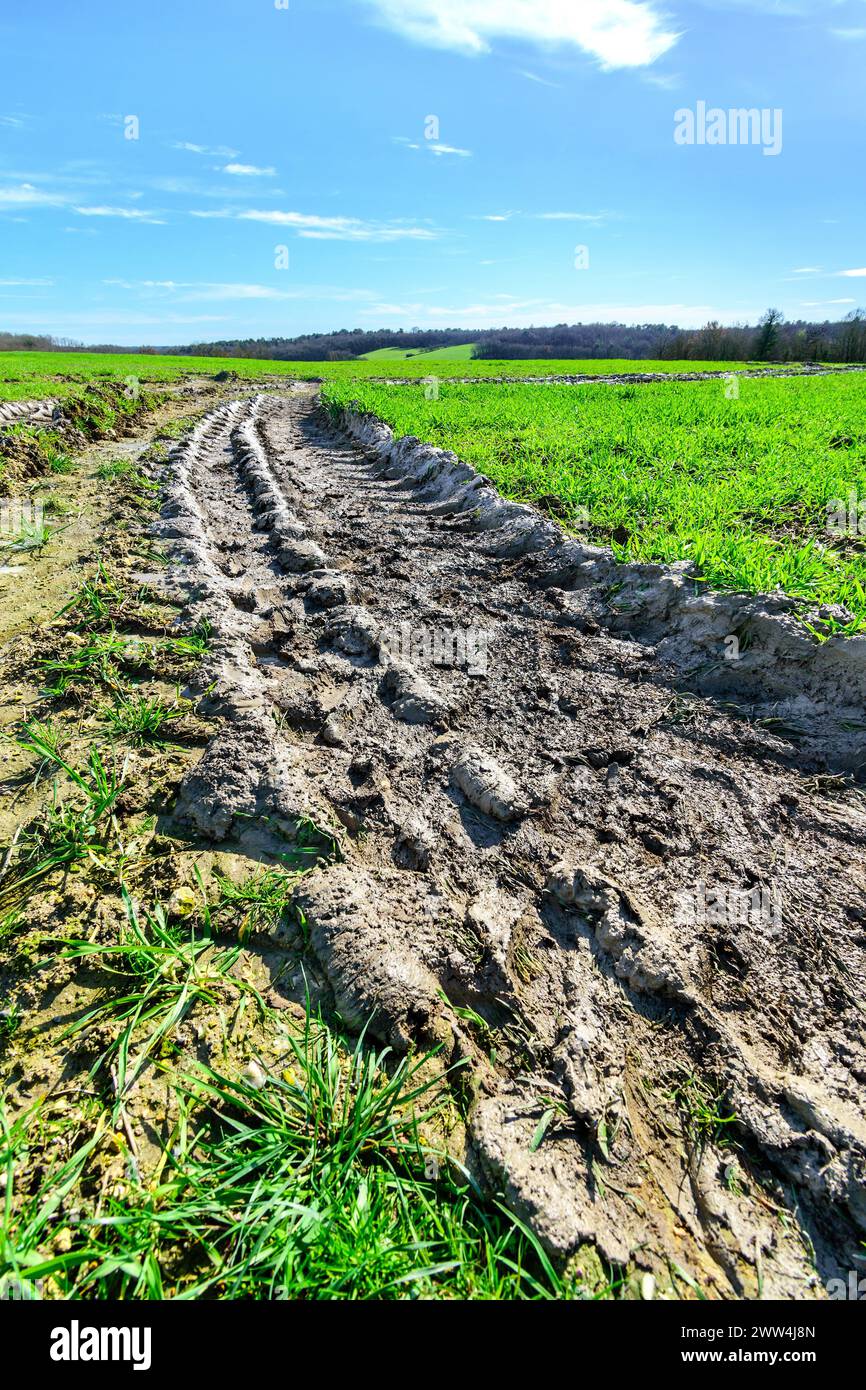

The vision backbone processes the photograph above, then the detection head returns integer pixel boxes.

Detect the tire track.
[154,386,866,1297]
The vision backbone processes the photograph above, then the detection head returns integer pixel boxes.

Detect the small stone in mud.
[243,1060,268,1090]
[168,886,198,918]
[395,815,436,869]
[321,714,348,747]
[450,744,524,821]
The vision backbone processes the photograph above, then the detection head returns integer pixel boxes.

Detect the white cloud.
[105,279,377,303]
[222,162,277,176]
[792,266,823,274]
[0,309,229,331]
[428,143,472,157]
[74,205,165,224]
[642,70,680,89]
[0,183,64,207]
[359,0,680,69]
[359,296,760,329]
[515,69,561,87]
[534,210,612,222]
[477,209,614,223]
[173,141,240,157]
[0,183,150,218]
[394,136,472,157]
[0,277,53,286]
[191,208,438,241]
[829,28,866,39]
[839,267,866,277]
[801,299,856,307]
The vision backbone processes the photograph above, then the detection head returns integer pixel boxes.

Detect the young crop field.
[323,372,866,628]
[0,348,788,404]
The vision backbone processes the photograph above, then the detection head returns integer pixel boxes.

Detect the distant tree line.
[172,312,866,363]
[169,328,480,361]
[3,312,866,362]
[0,332,82,351]
[474,311,866,362]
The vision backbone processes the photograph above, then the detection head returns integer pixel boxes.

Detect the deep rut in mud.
[152,386,866,1297]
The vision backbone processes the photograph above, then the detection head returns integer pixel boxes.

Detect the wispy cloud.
[515,69,561,88]
[801,299,856,306]
[428,143,472,158]
[0,183,65,207]
[359,0,681,69]
[172,141,240,157]
[359,296,759,329]
[394,136,472,157]
[222,162,277,176]
[189,207,438,241]
[476,209,614,224]
[0,183,165,224]
[0,277,53,286]
[642,70,680,89]
[534,211,613,222]
[839,267,866,278]
[830,27,866,39]
[105,279,377,303]
[74,205,166,224]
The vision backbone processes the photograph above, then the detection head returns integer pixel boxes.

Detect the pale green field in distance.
[323,373,866,629]
[357,343,478,361]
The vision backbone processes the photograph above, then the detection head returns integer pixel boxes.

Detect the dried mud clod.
[295,864,455,1053]
[449,743,526,820]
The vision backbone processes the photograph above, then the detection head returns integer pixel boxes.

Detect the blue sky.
[0,0,864,346]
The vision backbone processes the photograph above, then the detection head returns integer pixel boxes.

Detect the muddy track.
[152,386,866,1298]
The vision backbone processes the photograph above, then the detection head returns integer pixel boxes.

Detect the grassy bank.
[323,373,866,629]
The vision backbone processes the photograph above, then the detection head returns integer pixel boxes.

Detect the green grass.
[0,349,803,404]
[100,691,188,744]
[0,731,125,907]
[0,513,58,553]
[0,1010,585,1300]
[323,373,866,628]
[211,865,306,942]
